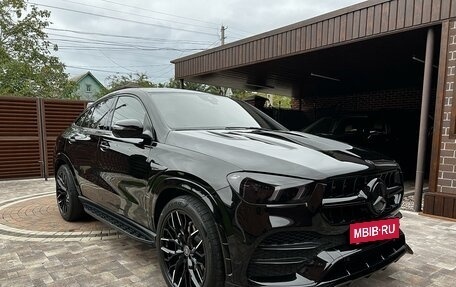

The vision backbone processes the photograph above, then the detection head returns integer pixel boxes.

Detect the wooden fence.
[0,96,87,180]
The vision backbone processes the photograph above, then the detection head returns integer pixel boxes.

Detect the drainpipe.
[414,28,434,212]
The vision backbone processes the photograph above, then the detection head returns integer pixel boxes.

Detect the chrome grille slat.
[321,169,403,225]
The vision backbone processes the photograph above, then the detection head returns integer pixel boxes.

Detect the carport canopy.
[171,0,450,97]
[171,0,456,213]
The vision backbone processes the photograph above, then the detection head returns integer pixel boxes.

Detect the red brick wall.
[437,20,456,195]
[422,20,456,219]
[291,88,423,114]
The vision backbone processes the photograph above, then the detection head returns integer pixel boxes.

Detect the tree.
[103,75,292,108]
[105,72,157,92]
[0,0,76,98]
[270,95,292,109]
[160,78,224,95]
[231,89,257,100]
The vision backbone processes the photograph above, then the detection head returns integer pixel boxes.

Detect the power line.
[72,64,169,68]
[206,39,221,49]
[66,64,172,76]
[66,65,127,74]
[45,28,213,44]
[227,29,253,38]
[47,32,210,46]
[49,37,208,50]
[153,65,174,80]
[56,46,205,52]
[97,0,219,26]
[55,49,178,63]
[98,49,136,73]
[95,0,254,37]
[52,0,218,31]
[30,2,219,36]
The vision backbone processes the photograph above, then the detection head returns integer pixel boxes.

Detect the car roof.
[109,87,215,98]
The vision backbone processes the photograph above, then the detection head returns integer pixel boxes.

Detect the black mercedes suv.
[54,88,411,287]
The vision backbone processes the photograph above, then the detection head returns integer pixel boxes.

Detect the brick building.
[172,0,456,220]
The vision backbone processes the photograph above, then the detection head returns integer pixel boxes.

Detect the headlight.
[227,172,315,204]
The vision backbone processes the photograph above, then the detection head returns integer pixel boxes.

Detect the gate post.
[37,98,48,181]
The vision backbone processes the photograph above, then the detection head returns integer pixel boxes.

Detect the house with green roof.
[71,71,105,101]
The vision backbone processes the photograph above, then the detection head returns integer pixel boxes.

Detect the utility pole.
[219,25,235,97]
[220,25,226,45]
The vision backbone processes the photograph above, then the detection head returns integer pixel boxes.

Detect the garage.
[172,0,456,219]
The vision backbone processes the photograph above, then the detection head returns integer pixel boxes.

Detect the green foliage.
[230,90,291,109]
[231,89,257,100]
[107,75,225,95]
[106,72,157,92]
[160,78,224,95]
[103,74,292,108]
[270,95,291,109]
[0,0,76,98]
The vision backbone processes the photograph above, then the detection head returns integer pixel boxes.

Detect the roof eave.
[171,0,387,63]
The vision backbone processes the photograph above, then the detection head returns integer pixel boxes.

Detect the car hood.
[166,129,396,180]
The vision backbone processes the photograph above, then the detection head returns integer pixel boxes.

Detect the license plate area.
[350,218,399,244]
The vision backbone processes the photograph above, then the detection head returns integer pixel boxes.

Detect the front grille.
[322,203,374,225]
[324,169,400,198]
[247,231,346,280]
[321,169,403,225]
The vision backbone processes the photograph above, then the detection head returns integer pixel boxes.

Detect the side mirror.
[112,119,144,138]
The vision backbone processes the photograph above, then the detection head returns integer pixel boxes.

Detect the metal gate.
[0,96,87,180]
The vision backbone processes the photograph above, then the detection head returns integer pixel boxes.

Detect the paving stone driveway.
[0,179,455,287]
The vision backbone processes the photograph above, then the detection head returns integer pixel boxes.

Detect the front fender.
[148,172,225,228]
[148,173,234,277]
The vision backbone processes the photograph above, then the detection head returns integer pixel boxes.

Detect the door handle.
[99,141,110,151]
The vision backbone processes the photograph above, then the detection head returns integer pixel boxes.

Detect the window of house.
[86,84,92,92]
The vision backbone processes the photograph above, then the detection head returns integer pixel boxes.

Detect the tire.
[157,195,224,287]
[55,164,85,221]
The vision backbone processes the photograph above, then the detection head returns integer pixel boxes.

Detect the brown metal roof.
[172,0,455,80]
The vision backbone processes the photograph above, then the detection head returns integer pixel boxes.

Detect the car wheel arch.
[152,184,232,278]
[152,183,219,229]
[55,153,74,176]
[54,153,82,195]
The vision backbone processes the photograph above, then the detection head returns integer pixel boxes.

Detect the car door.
[65,97,116,203]
[96,95,153,227]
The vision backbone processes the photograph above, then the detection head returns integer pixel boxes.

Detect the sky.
[29,0,365,86]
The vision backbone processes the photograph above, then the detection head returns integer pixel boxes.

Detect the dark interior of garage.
[227,26,441,182]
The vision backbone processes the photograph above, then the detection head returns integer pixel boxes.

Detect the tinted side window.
[111,96,147,126]
[335,118,367,135]
[75,109,89,127]
[306,118,335,134]
[82,98,115,130]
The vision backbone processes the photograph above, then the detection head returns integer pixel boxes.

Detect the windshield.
[149,92,285,130]
[303,117,336,134]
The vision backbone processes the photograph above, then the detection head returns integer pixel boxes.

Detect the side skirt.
[79,197,156,246]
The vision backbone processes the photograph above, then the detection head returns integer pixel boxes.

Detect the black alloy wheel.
[161,211,206,286]
[157,196,224,287]
[56,164,85,221]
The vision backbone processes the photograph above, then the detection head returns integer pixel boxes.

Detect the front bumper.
[225,230,409,287]
[216,184,410,287]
